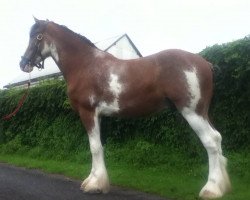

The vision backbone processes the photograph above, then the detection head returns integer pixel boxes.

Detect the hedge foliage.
[200,36,250,150]
[0,36,249,159]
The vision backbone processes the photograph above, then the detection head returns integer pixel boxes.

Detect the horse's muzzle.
[20,57,34,73]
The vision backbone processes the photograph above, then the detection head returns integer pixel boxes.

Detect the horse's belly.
[118,97,166,117]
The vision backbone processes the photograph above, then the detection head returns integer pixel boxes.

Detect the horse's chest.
[68,72,123,115]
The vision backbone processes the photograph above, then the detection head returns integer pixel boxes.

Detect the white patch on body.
[184,68,201,110]
[97,101,119,116]
[89,95,96,106]
[97,73,123,116]
[109,74,122,97]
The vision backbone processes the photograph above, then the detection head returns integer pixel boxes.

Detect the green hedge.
[200,36,250,150]
[0,80,199,155]
[0,36,249,159]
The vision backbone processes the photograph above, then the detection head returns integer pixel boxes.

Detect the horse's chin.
[22,65,34,73]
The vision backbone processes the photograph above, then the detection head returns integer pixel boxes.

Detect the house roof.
[4,34,142,89]
[98,34,142,57]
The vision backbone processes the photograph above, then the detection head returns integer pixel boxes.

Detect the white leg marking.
[182,108,231,199]
[81,111,110,193]
[97,73,123,116]
[82,73,123,192]
[184,68,201,110]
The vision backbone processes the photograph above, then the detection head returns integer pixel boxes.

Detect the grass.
[0,153,88,178]
[0,150,249,200]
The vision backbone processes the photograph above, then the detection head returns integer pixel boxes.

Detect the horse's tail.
[208,61,221,75]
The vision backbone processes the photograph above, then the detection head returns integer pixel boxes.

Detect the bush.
[200,36,250,151]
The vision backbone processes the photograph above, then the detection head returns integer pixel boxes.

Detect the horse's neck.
[49,28,96,81]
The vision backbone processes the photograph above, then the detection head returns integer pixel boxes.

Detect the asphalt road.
[0,163,169,200]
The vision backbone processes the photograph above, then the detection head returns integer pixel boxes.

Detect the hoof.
[80,172,110,194]
[199,189,222,199]
[199,182,223,199]
[81,185,103,194]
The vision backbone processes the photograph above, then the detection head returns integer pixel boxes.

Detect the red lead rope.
[2,82,30,121]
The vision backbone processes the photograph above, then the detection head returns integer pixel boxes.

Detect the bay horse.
[20,18,231,199]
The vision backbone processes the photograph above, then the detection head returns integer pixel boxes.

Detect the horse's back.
[153,49,213,113]
[111,49,213,116]
[153,49,212,72]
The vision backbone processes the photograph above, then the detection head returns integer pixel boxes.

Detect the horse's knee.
[202,131,223,154]
[204,130,222,153]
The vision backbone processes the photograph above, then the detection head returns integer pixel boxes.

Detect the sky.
[0,0,250,89]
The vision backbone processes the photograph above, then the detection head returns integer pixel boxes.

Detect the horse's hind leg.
[181,108,231,199]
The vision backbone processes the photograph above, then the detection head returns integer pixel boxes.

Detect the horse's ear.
[33,16,39,23]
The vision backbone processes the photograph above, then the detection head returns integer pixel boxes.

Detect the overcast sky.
[0,0,250,89]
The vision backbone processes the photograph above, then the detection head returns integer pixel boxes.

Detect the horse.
[19,18,231,199]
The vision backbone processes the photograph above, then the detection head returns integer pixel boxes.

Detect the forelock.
[30,21,47,37]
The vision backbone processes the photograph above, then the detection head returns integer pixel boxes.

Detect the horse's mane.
[59,24,97,48]
[31,20,97,48]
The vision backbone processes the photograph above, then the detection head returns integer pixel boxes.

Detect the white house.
[4,34,142,89]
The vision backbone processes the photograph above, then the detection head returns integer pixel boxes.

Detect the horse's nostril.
[20,56,29,68]
[20,60,25,68]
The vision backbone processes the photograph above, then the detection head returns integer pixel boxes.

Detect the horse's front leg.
[79,109,110,193]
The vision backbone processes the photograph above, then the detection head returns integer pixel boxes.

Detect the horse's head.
[20,17,50,72]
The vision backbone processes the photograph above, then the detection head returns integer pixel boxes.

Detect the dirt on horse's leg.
[79,109,110,193]
[181,108,231,199]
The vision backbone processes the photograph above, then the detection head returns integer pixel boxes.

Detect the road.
[0,163,168,200]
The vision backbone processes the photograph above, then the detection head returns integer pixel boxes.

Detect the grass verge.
[0,151,249,200]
